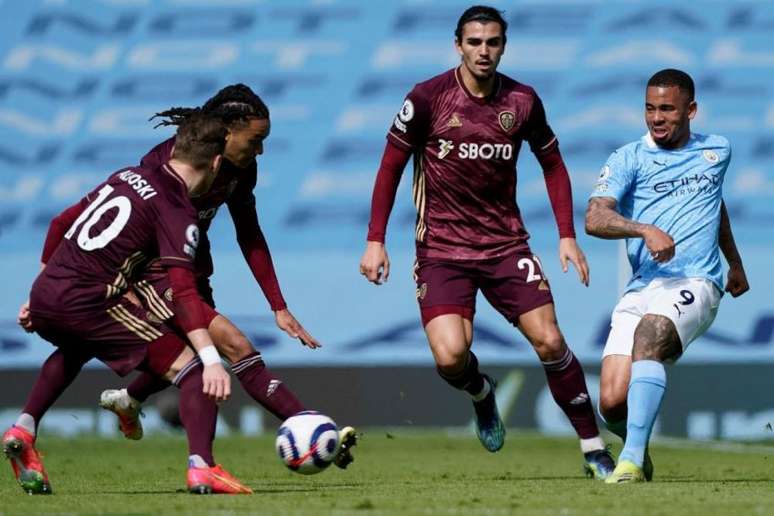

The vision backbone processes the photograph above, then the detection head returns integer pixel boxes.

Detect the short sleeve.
[589,148,636,203]
[524,93,558,155]
[153,189,198,270]
[386,86,432,151]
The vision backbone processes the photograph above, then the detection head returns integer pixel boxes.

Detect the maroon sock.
[23,349,91,428]
[436,351,485,396]
[542,348,600,439]
[232,352,304,420]
[127,371,170,403]
[175,363,216,467]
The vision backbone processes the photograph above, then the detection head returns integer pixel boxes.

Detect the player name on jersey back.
[117,169,158,200]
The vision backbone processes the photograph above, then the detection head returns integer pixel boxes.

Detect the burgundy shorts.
[131,271,219,331]
[414,250,554,327]
[30,298,185,378]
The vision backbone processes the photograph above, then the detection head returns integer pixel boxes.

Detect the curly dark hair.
[150,83,269,128]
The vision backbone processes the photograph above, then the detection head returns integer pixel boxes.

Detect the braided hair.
[150,83,269,128]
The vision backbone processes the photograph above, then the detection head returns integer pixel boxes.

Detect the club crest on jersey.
[416,283,428,300]
[438,139,455,159]
[703,149,719,163]
[447,113,462,128]
[164,288,174,302]
[498,111,516,132]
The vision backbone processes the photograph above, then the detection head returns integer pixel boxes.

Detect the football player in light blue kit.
[585,69,750,483]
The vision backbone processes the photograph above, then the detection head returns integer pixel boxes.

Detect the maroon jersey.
[31,164,198,318]
[387,67,558,260]
[141,138,256,278]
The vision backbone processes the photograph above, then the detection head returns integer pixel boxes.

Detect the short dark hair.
[171,112,227,170]
[455,5,508,44]
[151,83,269,129]
[647,69,695,101]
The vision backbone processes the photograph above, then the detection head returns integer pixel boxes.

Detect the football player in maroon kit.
[359,5,614,479]
[7,114,252,495]
[35,85,357,467]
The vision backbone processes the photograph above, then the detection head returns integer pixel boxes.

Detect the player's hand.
[558,238,589,286]
[642,225,675,263]
[360,241,390,285]
[275,308,321,349]
[17,301,34,333]
[725,263,749,298]
[202,362,231,402]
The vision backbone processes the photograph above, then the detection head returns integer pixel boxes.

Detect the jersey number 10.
[64,184,132,251]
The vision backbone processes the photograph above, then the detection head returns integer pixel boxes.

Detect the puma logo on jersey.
[438,139,454,159]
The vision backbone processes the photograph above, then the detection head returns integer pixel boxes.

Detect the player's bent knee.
[434,347,468,372]
[529,329,566,360]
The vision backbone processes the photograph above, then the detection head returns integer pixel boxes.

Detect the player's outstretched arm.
[719,200,749,297]
[360,241,390,285]
[274,308,321,349]
[585,197,675,263]
[558,238,589,286]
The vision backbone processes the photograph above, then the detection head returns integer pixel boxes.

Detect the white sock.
[188,454,208,468]
[471,377,491,402]
[15,413,36,436]
[580,435,606,454]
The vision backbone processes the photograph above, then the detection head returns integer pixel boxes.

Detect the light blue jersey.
[590,132,730,293]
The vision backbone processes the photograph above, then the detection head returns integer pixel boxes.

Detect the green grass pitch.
[2,431,774,515]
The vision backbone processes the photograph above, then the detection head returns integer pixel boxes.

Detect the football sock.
[188,455,209,469]
[15,414,36,436]
[127,372,171,403]
[580,436,606,454]
[619,360,666,467]
[22,349,90,430]
[436,351,486,398]
[542,348,600,439]
[233,352,304,420]
[175,360,216,467]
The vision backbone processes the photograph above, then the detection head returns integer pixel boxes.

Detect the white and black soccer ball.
[276,411,339,475]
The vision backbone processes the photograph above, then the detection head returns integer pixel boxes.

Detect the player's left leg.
[480,251,612,478]
[517,304,614,479]
[607,278,721,484]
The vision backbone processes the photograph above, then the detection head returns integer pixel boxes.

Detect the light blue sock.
[619,360,666,467]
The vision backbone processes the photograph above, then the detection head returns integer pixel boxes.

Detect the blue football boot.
[584,446,616,480]
[473,375,505,452]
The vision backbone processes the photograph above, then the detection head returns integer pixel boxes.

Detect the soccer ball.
[276,411,339,475]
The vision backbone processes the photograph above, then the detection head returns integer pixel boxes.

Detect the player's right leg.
[425,314,504,452]
[415,257,503,451]
[3,330,91,494]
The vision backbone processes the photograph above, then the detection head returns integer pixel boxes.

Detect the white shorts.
[602,277,722,359]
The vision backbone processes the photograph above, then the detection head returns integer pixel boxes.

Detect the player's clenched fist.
[202,363,231,402]
[642,225,675,263]
[360,241,390,285]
